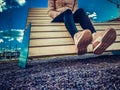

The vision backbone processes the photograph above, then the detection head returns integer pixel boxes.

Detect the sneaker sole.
[77,30,92,55]
[93,28,116,54]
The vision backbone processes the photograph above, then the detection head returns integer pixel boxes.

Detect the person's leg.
[73,8,116,54]
[74,8,96,33]
[52,9,92,55]
[52,9,78,38]
[51,12,64,22]
[63,9,92,55]
[63,9,78,38]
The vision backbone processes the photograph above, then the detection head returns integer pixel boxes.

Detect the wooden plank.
[29,9,48,11]
[29,8,48,11]
[28,14,49,17]
[28,12,48,15]
[29,8,47,9]
[30,25,120,31]
[29,36,120,47]
[30,16,120,22]
[107,43,120,51]
[28,43,120,57]
[31,26,67,31]
[30,32,70,38]
[29,22,120,26]
[29,45,77,57]
[29,22,66,26]
[29,10,48,12]
[27,20,51,23]
[30,31,120,39]
[27,19,120,24]
[30,38,74,47]
[28,17,52,20]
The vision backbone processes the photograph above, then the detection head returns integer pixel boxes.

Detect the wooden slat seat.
[27,8,120,59]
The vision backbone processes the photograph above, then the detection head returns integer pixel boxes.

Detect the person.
[48,0,116,55]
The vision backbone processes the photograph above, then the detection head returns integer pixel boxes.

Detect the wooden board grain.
[29,43,120,57]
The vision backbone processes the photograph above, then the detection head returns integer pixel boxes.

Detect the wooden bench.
[27,8,120,59]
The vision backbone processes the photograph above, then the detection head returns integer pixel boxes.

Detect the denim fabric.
[52,9,96,38]
[74,9,96,33]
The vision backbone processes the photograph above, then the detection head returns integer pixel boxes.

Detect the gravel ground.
[0,55,120,90]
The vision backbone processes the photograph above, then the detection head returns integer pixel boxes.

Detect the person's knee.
[78,8,84,12]
[64,9,72,14]
[63,9,73,21]
[74,8,85,16]
[77,8,85,13]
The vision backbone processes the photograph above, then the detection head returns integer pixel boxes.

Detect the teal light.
[18,23,31,68]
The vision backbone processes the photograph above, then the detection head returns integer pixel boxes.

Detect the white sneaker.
[74,29,92,55]
[92,28,116,54]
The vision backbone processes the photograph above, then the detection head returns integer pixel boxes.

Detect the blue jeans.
[52,8,96,38]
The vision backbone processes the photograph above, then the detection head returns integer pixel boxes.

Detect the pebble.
[0,55,120,89]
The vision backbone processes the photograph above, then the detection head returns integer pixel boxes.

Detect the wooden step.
[29,38,74,47]
[28,12,48,15]
[27,19,120,24]
[28,14,49,17]
[28,17,51,20]
[29,36,120,47]
[30,31,120,39]
[29,8,48,11]
[27,22,120,26]
[30,25,120,32]
[29,43,120,58]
